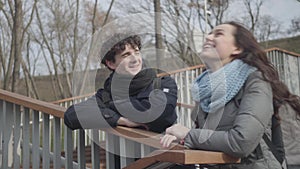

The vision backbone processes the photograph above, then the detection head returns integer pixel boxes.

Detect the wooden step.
[20,141,107,169]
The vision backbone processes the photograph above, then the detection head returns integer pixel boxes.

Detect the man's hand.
[117,117,149,130]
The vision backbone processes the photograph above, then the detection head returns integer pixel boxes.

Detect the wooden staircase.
[19,142,107,169]
[65,141,107,169]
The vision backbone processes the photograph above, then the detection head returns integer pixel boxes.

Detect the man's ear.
[105,60,117,70]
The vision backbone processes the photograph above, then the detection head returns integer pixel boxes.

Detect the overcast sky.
[262,0,300,22]
[101,0,300,31]
[232,0,300,30]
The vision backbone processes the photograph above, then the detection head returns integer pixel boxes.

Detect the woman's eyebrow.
[214,28,225,33]
[208,28,224,35]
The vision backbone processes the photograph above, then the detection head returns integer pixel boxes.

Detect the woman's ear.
[106,60,117,70]
[232,47,243,55]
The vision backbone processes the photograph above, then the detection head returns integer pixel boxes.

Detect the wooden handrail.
[0,89,65,118]
[124,149,241,169]
[51,92,95,104]
[157,64,205,77]
[52,93,195,109]
[177,102,195,109]
[153,149,241,164]
[265,47,300,57]
[105,126,184,150]
[0,87,194,126]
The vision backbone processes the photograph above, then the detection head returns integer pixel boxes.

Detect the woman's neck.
[205,58,234,72]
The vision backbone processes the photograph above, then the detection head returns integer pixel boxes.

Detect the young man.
[64,34,178,133]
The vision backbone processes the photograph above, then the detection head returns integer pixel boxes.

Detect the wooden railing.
[266,47,300,96]
[51,94,195,155]
[0,89,70,169]
[0,89,240,169]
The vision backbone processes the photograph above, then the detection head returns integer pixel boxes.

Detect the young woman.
[161,21,300,169]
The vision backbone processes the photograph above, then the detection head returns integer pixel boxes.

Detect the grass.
[260,35,300,54]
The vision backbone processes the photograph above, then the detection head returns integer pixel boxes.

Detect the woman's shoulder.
[248,70,263,80]
[246,70,266,84]
[245,70,271,92]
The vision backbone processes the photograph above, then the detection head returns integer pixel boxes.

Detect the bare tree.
[22,32,40,98]
[189,0,232,31]
[150,0,233,66]
[236,0,282,42]
[32,0,84,98]
[287,16,300,36]
[76,0,115,95]
[102,0,115,27]
[113,0,203,66]
[0,0,37,92]
[256,15,281,42]
[83,1,115,34]
[11,0,23,92]
[154,0,163,68]
[166,0,201,66]
[241,0,263,33]
[30,0,115,99]
[205,0,230,29]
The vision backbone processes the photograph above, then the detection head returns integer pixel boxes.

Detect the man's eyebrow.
[121,51,131,56]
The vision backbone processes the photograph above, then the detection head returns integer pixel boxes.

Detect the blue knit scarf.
[191,59,257,113]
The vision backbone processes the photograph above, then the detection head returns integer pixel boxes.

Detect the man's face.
[106,44,142,76]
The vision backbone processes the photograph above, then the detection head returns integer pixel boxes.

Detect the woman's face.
[201,24,242,69]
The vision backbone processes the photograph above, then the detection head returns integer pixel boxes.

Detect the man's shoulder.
[96,88,105,96]
[160,75,177,87]
[157,76,178,96]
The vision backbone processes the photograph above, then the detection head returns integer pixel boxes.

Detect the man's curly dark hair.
[100,34,141,69]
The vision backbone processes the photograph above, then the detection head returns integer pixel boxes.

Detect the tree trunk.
[11,0,23,92]
[154,0,163,68]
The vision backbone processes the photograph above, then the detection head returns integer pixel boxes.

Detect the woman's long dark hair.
[226,21,300,118]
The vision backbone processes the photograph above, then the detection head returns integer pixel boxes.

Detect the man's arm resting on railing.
[64,95,147,130]
[64,95,120,130]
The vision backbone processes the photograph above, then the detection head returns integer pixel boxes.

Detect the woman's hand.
[160,134,178,148]
[117,117,149,130]
[160,124,191,148]
[166,124,190,139]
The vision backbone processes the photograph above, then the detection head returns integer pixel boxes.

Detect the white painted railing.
[266,48,300,96]
[0,89,240,169]
[0,89,75,169]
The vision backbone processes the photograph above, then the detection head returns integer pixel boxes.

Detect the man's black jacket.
[64,73,178,133]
